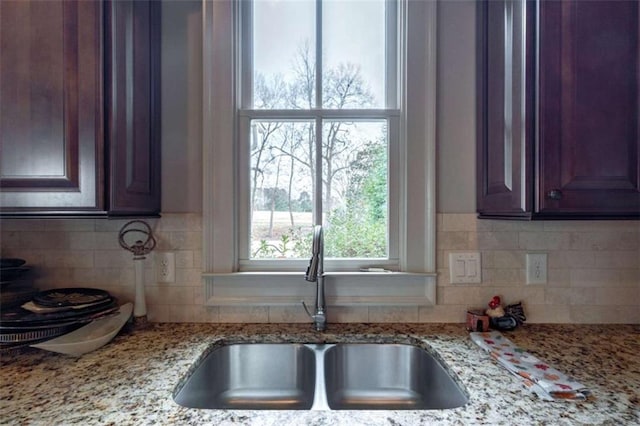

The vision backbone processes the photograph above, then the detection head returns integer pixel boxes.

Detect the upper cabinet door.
[0,0,103,212]
[477,0,640,219]
[105,0,161,216]
[476,0,535,219]
[1,0,160,217]
[538,0,640,216]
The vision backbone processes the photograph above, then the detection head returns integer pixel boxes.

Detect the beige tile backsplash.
[1,213,638,324]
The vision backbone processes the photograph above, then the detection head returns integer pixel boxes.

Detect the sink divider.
[308,343,332,411]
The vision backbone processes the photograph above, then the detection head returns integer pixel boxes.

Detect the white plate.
[30,303,133,356]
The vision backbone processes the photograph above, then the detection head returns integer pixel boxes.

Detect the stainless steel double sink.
[173,342,468,410]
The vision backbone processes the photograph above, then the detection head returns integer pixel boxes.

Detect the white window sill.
[202,272,437,307]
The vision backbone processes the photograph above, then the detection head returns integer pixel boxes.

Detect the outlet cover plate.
[156,252,176,283]
[449,252,481,284]
[526,253,547,284]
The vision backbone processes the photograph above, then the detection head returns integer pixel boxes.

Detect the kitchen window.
[239,0,399,270]
[202,0,437,306]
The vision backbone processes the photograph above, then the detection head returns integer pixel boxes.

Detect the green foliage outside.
[253,226,312,258]
[324,139,387,258]
[253,139,387,259]
[324,207,387,258]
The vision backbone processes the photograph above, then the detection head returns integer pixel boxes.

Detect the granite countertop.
[1,323,639,425]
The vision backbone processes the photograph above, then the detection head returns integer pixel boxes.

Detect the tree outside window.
[245,0,394,260]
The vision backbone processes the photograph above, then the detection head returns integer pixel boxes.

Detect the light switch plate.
[449,252,481,284]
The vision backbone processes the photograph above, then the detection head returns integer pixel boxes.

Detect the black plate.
[0,258,26,268]
[0,298,118,327]
[32,288,111,308]
[0,267,31,282]
[0,286,37,307]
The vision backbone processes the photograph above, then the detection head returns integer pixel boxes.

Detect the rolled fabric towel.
[470,331,591,401]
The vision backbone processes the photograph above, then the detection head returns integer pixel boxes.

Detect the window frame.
[202,0,437,307]
[238,0,400,270]
[238,115,400,272]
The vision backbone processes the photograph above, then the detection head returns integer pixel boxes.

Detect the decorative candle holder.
[118,220,156,326]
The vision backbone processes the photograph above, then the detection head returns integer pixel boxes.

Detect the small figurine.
[505,301,526,325]
[485,295,526,331]
[485,295,505,318]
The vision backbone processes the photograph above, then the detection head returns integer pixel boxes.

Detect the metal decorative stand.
[118,220,156,325]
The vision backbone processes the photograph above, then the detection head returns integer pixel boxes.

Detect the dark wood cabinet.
[0,0,103,211]
[477,0,640,219]
[105,0,161,216]
[477,0,535,219]
[0,0,160,217]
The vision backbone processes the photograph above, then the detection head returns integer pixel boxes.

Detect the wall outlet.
[156,252,176,283]
[526,253,547,284]
[449,252,481,284]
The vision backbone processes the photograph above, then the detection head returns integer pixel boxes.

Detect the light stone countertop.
[1,323,639,425]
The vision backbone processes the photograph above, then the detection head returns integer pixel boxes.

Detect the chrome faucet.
[302,225,327,331]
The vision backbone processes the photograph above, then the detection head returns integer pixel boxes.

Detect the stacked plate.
[1,258,31,283]
[0,258,36,309]
[0,288,122,352]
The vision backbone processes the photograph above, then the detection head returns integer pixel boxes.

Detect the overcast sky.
[253,0,386,106]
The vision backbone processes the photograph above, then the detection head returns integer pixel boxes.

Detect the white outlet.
[449,252,481,284]
[156,252,175,283]
[526,253,547,284]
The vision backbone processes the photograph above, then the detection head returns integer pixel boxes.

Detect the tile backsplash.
[1,213,638,324]
[436,214,638,324]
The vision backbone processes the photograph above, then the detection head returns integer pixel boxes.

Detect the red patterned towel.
[470,331,591,401]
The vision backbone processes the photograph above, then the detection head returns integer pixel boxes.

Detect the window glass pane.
[322,120,388,258]
[322,0,386,108]
[253,0,315,109]
[250,120,315,259]
[246,0,394,264]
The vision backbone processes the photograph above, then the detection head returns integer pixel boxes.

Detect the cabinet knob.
[547,189,563,200]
